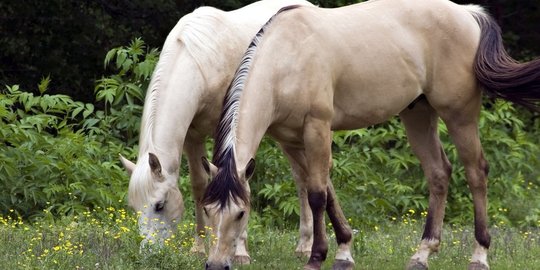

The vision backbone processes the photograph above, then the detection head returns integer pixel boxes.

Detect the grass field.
[1,208,538,270]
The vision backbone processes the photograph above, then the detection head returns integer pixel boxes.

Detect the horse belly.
[332,83,421,130]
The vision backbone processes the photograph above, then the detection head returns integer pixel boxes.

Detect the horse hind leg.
[399,100,453,270]
[441,108,490,270]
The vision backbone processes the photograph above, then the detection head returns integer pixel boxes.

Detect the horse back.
[251,0,482,130]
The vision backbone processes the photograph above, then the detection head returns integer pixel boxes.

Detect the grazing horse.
[119,0,314,262]
[201,0,540,269]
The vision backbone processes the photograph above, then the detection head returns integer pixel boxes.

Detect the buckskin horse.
[201,0,540,269]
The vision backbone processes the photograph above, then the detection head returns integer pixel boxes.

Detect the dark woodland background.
[1,0,538,103]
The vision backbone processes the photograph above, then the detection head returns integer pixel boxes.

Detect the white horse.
[119,0,314,263]
[201,0,540,269]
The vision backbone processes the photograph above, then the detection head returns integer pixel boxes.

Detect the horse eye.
[154,201,165,212]
[236,210,245,221]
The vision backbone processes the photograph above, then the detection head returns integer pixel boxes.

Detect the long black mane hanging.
[203,147,247,209]
[202,5,303,209]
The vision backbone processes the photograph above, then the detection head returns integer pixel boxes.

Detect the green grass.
[1,208,539,270]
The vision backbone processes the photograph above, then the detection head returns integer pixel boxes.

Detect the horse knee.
[308,191,327,212]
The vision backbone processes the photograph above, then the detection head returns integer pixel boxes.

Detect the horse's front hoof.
[468,261,489,270]
[234,255,251,265]
[406,259,428,270]
[304,260,322,270]
[303,264,321,270]
[332,259,355,270]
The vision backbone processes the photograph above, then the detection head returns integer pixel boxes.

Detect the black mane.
[202,147,248,209]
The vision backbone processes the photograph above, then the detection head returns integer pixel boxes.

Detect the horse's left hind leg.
[431,82,490,269]
[443,114,490,270]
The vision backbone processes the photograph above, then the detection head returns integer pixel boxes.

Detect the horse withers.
[202,0,540,269]
[119,0,315,262]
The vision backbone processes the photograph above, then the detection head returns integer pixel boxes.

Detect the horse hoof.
[303,264,321,270]
[234,255,251,265]
[468,262,489,270]
[406,259,428,270]
[303,260,322,270]
[295,250,312,258]
[332,259,355,270]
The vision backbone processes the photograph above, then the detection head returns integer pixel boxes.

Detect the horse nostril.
[224,266,230,270]
[205,262,209,270]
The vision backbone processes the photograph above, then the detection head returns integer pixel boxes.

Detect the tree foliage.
[0,0,180,102]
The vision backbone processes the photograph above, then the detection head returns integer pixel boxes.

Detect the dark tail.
[469,8,540,111]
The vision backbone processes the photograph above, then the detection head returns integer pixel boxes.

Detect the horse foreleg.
[184,139,208,255]
[400,102,452,270]
[281,145,313,257]
[326,180,355,270]
[296,186,314,257]
[303,117,333,270]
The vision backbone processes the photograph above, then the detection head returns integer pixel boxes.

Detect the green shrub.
[0,38,162,220]
[2,37,538,231]
[94,37,159,146]
[0,83,130,220]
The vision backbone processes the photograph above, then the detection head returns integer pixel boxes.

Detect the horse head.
[120,153,184,249]
[201,157,255,269]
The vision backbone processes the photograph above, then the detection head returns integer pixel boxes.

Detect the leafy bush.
[0,38,161,220]
[94,37,159,146]
[2,37,538,231]
[0,83,130,220]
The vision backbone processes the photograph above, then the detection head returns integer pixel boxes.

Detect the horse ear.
[119,155,135,176]
[201,156,218,178]
[148,153,162,176]
[243,158,256,180]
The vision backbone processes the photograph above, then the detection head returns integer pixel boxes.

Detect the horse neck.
[138,51,206,173]
[233,85,276,168]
